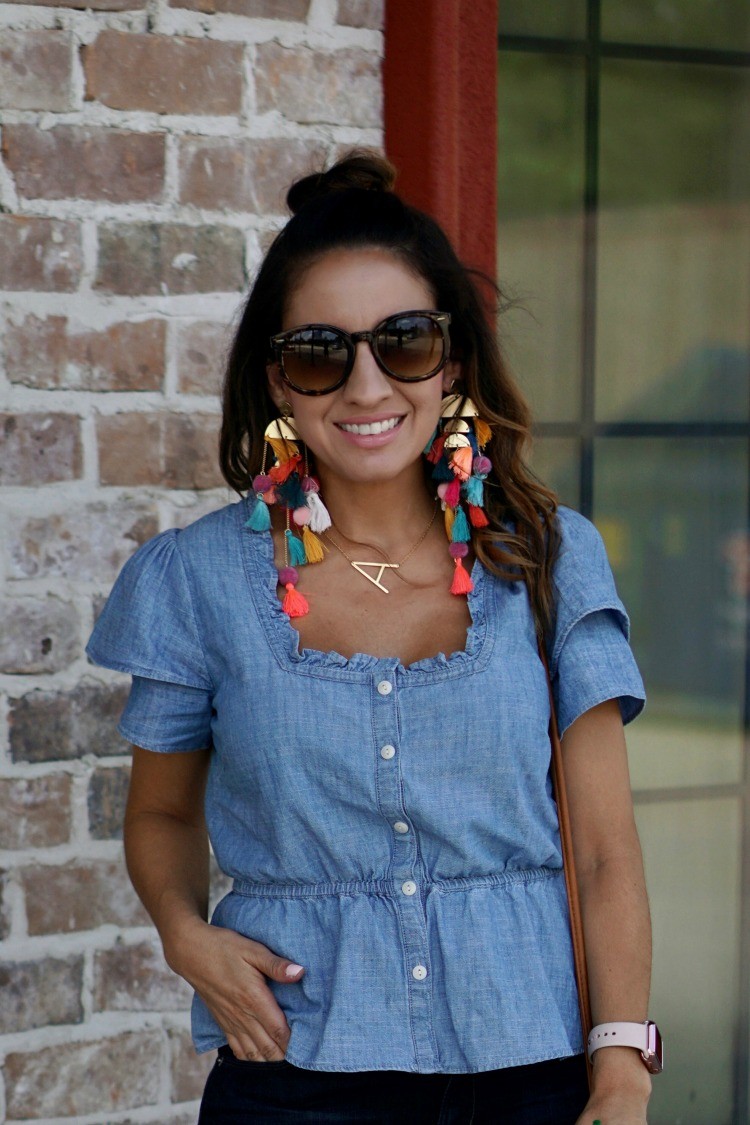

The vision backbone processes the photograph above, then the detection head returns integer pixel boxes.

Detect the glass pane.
[497,52,585,422]
[498,1,586,40]
[636,796,740,1125]
[595,60,750,422]
[603,0,750,53]
[595,437,748,791]
[528,436,580,509]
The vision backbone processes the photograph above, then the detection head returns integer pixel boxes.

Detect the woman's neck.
[315,464,437,555]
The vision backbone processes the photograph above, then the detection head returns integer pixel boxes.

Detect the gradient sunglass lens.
[279,328,350,393]
[375,315,444,378]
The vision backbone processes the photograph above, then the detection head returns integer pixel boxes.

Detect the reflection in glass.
[528,436,580,510]
[498,1,585,41]
[595,437,749,791]
[596,61,750,422]
[497,52,585,422]
[635,797,740,1125]
[602,0,750,53]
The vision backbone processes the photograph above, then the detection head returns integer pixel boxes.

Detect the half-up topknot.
[286,150,397,215]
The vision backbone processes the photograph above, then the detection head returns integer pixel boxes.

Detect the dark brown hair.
[219,150,560,638]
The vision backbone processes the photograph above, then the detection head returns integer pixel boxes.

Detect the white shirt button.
[377,680,392,696]
[401,880,417,896]
[393,821,409,834]
[412,964,428,980]
[380,744,396,760]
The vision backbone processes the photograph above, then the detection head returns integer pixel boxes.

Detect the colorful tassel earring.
[245,410,331,616]
[426,392,492,597]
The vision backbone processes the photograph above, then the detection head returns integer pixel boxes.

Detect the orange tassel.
[468,504,489,528]
[282,582,309,617]
[450,446,473,481]
[269,453,302,483]
[444,506,455,540]
[474,418,492,447]
[450,557,474,595]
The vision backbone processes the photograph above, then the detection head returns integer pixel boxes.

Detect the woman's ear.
[442,359,461,395]
[266,362,287,411]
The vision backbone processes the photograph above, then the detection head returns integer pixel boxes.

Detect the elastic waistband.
[231,867,562,899]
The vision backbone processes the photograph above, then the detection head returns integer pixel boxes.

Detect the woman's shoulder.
[86,501,245,685]
[548,505,629,652]
[553,504,603,550]
[126,499,246,576]
[552,505,615,588]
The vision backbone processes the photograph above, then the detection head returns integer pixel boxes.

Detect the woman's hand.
[574,1048,652,1125]
[580,1098,647,1125]
[166,915,304,1061]
[575,1096,649,1125]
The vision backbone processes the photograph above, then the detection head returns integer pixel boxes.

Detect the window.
[498,4,750,1121]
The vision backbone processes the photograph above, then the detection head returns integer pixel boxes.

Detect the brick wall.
[0,1,382,1120]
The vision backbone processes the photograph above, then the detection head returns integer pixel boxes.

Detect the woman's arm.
[124,746,304,1061]
[561,699,653,1125]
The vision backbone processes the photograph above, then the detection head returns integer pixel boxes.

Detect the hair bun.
[287,150,397,215]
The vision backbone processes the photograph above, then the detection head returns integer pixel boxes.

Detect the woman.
[87,152,656,1124]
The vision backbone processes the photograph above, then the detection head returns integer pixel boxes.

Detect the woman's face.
[267,247,459,489]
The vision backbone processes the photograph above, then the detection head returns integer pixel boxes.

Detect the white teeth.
[339,417,401,435]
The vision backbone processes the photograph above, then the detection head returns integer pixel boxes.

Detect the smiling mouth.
[337,417,404,436]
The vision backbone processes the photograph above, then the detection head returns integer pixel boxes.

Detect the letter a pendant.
[351,561,399,593]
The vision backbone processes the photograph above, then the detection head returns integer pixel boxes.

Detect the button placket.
[370,667,436,1068]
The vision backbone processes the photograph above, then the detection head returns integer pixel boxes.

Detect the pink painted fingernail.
[285,963,304,977]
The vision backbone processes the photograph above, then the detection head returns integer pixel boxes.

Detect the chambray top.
[86,499,645,1074]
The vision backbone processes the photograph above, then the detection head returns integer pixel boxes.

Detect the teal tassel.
[245,497,271,531]
[451,504,471,543]
[285,528,307,566]
[464,476,484,506]
[277,474,307,509]
[422,426,439,455]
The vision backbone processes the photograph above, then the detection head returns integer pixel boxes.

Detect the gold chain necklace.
[323,503,438,594]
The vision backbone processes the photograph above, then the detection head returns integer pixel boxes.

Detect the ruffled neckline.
[239,497,492,681]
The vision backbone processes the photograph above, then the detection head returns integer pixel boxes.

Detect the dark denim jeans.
[197,1048,589,1124]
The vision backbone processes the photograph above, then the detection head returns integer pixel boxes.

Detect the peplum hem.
[190,868,583,1073]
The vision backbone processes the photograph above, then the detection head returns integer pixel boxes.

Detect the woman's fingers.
[241,936,305,986]
[181,926,304,1053]
[226,1017,288,1062]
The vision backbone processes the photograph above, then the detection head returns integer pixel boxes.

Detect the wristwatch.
[587,1021,663,1074]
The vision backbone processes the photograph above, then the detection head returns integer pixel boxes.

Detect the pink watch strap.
[587,1021,663,1073]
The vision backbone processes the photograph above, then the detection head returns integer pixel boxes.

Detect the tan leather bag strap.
[539,643,594,1089]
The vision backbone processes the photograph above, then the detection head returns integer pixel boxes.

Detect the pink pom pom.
[449,542,469,558]
[437,482,451,500]
[292,506,311,526]
[473,455,492,476]
[252,474,273,493]
[278,566,298,585]
[301,476,320,493]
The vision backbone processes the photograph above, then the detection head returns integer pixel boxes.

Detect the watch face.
[644,1022,664,1074]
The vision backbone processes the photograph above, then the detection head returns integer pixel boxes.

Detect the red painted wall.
[383,0,498,279]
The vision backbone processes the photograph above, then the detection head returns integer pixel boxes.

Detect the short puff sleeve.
[86,530,213,752]
[550,507,645,737]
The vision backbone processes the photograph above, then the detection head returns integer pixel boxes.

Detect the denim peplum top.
[86,500,645,1074]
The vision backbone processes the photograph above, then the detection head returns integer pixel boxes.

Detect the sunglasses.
[270,309,452,396]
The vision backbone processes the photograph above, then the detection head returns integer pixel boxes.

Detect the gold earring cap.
[440,393,479,419]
